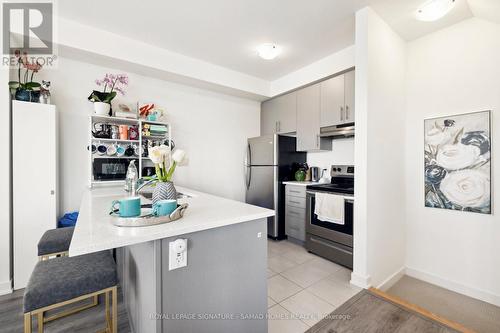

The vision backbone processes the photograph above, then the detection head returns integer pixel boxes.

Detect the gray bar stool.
[23,251,118,333]
[37,226,99,313]
[38,227,75,261]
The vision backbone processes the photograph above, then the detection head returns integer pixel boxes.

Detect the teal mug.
[153,199,177,216]
[111,197,141,217]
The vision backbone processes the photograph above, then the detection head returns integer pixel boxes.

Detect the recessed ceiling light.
[256,43,281,60]
[416,0,456,22]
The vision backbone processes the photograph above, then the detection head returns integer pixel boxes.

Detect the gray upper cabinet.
[344,70,355,123]
[320,75,344,127]
[260,93,297,135]
[297,84,320,151]
[261,98,278,135]
[261,69,354,152]
[319,69,355,127]
[296,83,330,151]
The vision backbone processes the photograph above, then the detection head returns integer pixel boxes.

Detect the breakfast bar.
[70,186,274,333]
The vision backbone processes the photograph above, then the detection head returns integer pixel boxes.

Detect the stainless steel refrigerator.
[245,135,306,239]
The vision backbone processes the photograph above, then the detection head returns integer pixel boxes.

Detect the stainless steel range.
[306,165,354,269]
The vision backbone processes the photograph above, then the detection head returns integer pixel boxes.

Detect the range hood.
[320,123,355,138]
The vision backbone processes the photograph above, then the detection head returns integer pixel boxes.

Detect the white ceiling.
[58,0,369,80]
[370,0,473,40]
[58,0,499,81]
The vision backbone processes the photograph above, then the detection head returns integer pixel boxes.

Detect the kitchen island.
[70,186,274,333]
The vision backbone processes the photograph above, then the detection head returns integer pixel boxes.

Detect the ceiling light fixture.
[256,43,281,60]
[416,0,456,22]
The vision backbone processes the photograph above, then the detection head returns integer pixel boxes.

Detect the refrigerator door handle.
[245,166,251,190]
[246,143,252,166]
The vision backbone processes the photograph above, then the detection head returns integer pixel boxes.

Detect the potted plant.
[8,51,42,102]
[147,145,187,204]
[88,73,128,116]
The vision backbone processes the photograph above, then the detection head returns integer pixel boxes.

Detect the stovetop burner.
[307,164,354,195]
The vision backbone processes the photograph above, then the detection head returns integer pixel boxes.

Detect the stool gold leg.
[111,287,117,333]
[105,291,110,332]
[24,313,32,333]
[37,312,43,333]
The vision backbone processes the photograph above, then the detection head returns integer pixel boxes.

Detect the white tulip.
[158,145,171,168]
[148,146,164,164]
[158,144,171,156]
[172,149,187,165]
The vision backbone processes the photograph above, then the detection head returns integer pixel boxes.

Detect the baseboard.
[406,266,500,307]
[377,266,406,291]
[350,271,371,289]
[0,279,12,296]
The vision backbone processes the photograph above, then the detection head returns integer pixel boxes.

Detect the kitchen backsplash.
[306,137,354,172]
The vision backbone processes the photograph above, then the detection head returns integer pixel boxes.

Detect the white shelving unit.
[89,115,171,187]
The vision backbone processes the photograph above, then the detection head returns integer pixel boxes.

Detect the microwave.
[93,158,139,181]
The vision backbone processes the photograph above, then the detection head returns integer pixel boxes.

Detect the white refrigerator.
[12,101,58,290]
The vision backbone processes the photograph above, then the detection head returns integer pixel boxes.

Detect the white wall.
[405,18,500,305]
[57,18,270,99]
[32,57,260,215]
[0,2,12,294]
[0,61,12,295]
[306,138,355,172]
[352,7,407,288]
[270,46,355,96]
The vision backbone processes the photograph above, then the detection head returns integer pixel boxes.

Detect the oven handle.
[309,235,353,255]
[306,191,354,203]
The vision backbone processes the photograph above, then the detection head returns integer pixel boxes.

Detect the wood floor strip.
[368,287,476,333]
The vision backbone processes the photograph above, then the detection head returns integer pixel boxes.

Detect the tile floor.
[267,239,361,332]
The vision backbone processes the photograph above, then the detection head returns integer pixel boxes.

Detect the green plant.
[88,73,128,104]
[8,50,42,94]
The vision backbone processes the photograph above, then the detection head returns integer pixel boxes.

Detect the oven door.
[306,191,353,247]
[93,158,138,180]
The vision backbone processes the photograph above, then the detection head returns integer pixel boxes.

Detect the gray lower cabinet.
[285,185,307,242]
[118,218,268,333]
[261,92,297,135]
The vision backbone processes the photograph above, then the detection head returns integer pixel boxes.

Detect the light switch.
[169,239,187,271]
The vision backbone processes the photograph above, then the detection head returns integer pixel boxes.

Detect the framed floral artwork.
[424,110,491,214]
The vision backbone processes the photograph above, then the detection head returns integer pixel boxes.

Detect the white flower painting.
[424,111,491,214]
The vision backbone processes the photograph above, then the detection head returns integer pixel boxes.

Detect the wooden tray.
[110,203,188,227]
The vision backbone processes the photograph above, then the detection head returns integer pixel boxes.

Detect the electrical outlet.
[257,232,262,238]
[169,239,187,271]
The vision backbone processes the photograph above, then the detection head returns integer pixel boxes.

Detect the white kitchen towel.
[314,193,345,225]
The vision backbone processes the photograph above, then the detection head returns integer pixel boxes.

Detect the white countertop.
[69,186,274,256]
[282,181,320,186]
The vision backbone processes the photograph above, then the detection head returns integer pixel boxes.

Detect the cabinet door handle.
[340,106,344,121]
[275,122,278,132]
[289,200,301,204]
[316,134,320,148]
[278,121,281,132]
[345,105,349,120]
